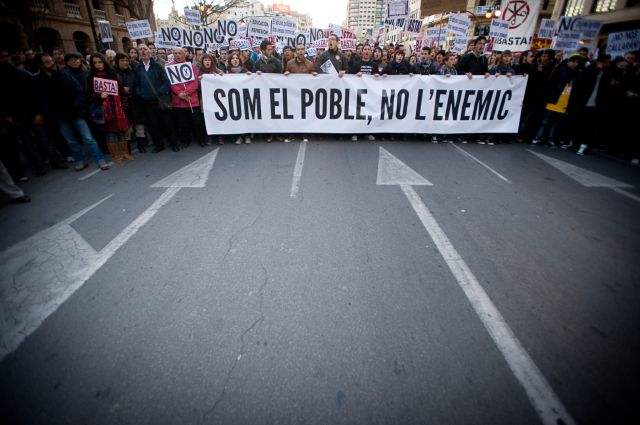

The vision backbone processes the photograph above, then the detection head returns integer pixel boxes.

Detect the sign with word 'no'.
[165,62,196,85]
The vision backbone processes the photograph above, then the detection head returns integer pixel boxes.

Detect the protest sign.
[93,77,118,95]
[126,20,153,39]
[165,62,196,85]
[559,16,602,40]
[340,39,356,51]
[387,0,409,18]
[494,0,542,52]
[306,47,317,57]
[451,35,469,53]
[98,20,113,43]
[553,30,581,51]
[319,60,338,74]
[247,17,271,39]
[538,19,557,39]
[328,23,343,37]
[606,30,639,58]
[230,38,251,51]
[312,38,328,49]
[201,74,526,135]
[385,17,407,29]
[342,28,355,40]
[447,14,471,37]
[405,19,423,35]
[309,28,325,43]
[211,19,239,44]
[271,16,297,38]
[160,27,206,48]
[184,8,201,26]
[489,19,510,40]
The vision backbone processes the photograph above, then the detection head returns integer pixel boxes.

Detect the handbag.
[141,66,172,111]
[88,102,105,124]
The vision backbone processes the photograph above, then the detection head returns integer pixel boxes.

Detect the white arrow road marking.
[377,147,432,186]
[451,144,512,184]
[378,148,575,425]
[529,150,639,203]
[0,149,220,361]
[151,148,220,188]
[290,140,308,198]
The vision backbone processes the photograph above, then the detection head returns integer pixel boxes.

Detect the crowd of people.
[1,34,639,203]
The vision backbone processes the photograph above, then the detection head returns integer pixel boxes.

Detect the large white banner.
[494,0,542,51]
[202,74,526,135]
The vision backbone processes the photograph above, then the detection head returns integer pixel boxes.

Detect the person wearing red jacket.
[168,47,206,149]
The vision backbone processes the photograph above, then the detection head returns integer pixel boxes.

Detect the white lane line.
[290,140,308,198]
[400,184,575,425]
[78,169,101,181]
[609,187,640,203]
[451,144,512,184]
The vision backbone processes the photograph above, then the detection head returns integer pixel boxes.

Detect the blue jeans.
[58,118,105,165]
[534,110,563,142]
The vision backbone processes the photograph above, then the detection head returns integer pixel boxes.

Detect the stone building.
[0,0,156,54]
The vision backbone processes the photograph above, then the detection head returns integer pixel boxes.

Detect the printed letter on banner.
[495,0,542,52]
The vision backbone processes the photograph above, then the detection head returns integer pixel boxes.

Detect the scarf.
[96,71,128,131]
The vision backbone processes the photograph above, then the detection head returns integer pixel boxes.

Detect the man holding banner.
[316,34,348,76]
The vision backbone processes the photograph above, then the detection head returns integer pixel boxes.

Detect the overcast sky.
[154,0,348,28]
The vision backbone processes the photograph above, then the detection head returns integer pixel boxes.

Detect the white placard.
[387,0,409,18]
[306,47,317,57]
[606,30,640,58]
[271,16,297,38]
[405,19,423,35]
[201,74,527,135]
[451,35,469,53]
[328,23,343,37]
[98,20,113,43]
[494,0,542,52]
[489,19,510,39]
[126,19,154,39]
[184,8,201,26]
[319,60,338,74]
[538,19,557,39]
[447,14,471,37]
[230,38,251,51]
[553,30,581,51]
[247,17,271,39]
[165,62,196,85]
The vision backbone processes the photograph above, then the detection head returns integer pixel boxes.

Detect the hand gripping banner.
[202,74,527,135]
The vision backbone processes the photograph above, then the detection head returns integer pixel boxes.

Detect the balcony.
[115,13,126,27]
[94,8,107,20]
[64,2,83,18]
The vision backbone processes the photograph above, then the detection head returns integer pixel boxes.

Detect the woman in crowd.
[225,52,253,144]
[87,52,132,163]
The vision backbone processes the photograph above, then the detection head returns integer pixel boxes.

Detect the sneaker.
[284,138,291,143]
[218,136,225,145]
[19,176,29,182]
[74,163,89,171]
[487,141,495,146]
[98,162,110,170]
[267,136,273,143]
[531,139,543,146]
[431,136,438,143]
[66,156,75,163]
[478,140,486,145]
[560,141,573,150]
[548,141,557,148]
[365,135,375,141]
[244,136,252,144]
[235,136,243,145]
[461,139,468,144]
[577,144,587,156]
[631,158,639,166]
[302,137,309,142]
[351,135,358,141]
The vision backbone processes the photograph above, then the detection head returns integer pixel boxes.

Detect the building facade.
[0,0,156,54]
[346,0,386,39]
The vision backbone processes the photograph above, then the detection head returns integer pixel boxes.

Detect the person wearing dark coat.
[531,54,584,148]
[566,54,614,154]
[457,36,489,77]
[131,44,176,153]
[55,53,110,171]
[115,52,146,152]
[382,50,411,75]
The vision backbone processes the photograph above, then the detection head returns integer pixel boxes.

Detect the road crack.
[201,264,269,423]
[222,209,264,262]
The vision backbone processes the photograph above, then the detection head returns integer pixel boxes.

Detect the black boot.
[137,137,148,153]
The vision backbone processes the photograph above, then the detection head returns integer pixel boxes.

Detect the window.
[563,0,585,16]
[591,0,617,12]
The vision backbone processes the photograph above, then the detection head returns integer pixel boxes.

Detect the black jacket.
[132,59,170,103]
[457,52,488,75]
[383,60,411,75]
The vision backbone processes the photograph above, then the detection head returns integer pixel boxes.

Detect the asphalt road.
[1,138,639,425]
